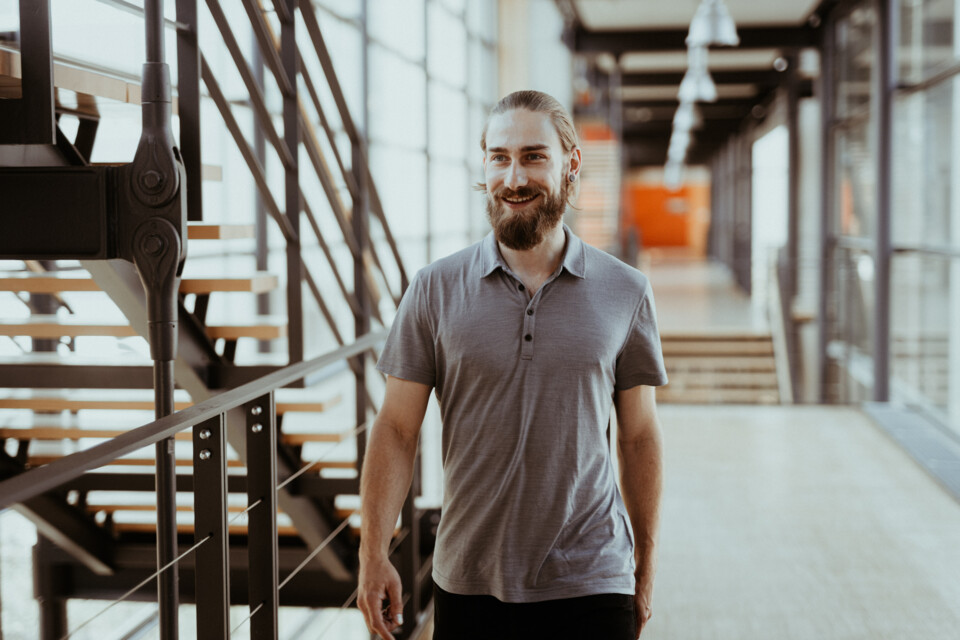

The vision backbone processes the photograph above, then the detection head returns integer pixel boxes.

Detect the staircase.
[0,1,432,639]
[658,331,782,405]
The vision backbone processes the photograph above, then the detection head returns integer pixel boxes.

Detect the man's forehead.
[485,109,561,150]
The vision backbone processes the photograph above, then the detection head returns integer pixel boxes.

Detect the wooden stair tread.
[657,388,781,404]
[186,223,254,240]
[0,45,151,116]
[27,455,354,469]
[660,331,773,341]
[0,389,341,414]
[661,342,774,356]
[1,426,352,444]
[0,272,279,294]
[662,372,779,388]
[0,315,287,340]
[664,356,777,370]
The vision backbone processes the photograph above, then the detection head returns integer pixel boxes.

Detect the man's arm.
[358,375,433,639]
[614,384,664,637]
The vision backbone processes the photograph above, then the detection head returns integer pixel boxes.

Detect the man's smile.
[501,193,541,207]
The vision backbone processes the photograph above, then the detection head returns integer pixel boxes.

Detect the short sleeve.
[376,271,436,387]
[614,281,668,390]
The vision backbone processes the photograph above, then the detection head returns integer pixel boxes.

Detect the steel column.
[818,15,837,403]
[253,36,271,353]
[280,0,302,365]
[786,49,801,302]
[354,0,371,472]
[0,0,55,144]
[193,414,230,639]
[874,0,896,401]
[246,393,279,639]
[176,0,203,221]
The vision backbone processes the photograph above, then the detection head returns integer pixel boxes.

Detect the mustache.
[491,186,543,200]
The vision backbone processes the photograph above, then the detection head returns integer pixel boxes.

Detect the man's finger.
[387,577,404,628]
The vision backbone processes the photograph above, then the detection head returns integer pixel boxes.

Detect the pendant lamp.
[686,0,740,48]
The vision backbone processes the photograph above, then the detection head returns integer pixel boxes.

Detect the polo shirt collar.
[480,223,586,279]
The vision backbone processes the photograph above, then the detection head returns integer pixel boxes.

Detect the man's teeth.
[504,194,537,203]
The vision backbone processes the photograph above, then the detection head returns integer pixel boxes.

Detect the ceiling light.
[664,162,684,191]
[673,102,703,131]
[686,0,740,48]
[678,66,718,103]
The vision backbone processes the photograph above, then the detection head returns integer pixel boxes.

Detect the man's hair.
[479,90,580,154]
[477,90,580,206]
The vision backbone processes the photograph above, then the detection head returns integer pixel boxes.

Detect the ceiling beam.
[564,25,818,54]
[622,69,786,87]
[624,118,747,136]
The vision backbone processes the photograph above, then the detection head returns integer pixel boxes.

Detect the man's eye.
[527,154,545,161]
[491,155,507,162]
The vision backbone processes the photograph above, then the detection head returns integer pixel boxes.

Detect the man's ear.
[568,147,582,179]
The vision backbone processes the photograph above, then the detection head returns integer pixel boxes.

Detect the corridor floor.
[645,403,960,640]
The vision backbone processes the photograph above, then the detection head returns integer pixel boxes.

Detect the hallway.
[640,257,960,639]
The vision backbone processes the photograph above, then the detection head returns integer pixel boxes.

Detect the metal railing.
[0,330,433,639]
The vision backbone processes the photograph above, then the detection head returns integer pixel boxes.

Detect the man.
[358,90,668,640]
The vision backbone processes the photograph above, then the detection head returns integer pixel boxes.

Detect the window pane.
[835,117,875,240]
[429,161,470,237]
[369,44,427,148]
[892,77,956,248]
[891,253,955,419]
[427,2,466,88]
[369,144,428,239]
[369,0,425,60]
[899,0,956,84]
[835,5,875,119]
[429,83,467,160]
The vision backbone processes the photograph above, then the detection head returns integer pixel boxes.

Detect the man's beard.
[486,179,568,251]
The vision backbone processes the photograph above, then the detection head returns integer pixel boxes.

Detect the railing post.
[246,393,279,639]
[399,453,422,639]
[281,0,303,364]
[194,413,231,639]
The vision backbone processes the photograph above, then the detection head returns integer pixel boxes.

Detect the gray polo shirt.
[376,224,668,602]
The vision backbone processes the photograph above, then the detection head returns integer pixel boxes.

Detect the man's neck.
[498,223,566,282]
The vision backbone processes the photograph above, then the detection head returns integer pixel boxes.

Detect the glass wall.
[890,0,960,428]
[827,0,960,430]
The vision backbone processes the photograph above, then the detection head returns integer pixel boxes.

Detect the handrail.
[0,329,387,509]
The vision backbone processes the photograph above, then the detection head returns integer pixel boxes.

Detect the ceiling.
[560,0,831,166]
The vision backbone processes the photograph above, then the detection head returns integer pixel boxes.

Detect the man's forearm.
[619,423,664,580]
[359,417,420,561]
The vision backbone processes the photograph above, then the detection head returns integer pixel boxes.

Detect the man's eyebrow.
[487,144,550,153]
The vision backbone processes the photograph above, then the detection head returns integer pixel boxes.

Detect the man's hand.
[358,554,404,639]
[634,575,654,637]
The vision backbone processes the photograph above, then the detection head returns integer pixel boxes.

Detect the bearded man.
[358,90,668,640]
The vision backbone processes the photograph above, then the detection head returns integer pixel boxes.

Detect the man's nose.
[504,162,527,190]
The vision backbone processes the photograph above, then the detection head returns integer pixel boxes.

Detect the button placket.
[520,292,540,360]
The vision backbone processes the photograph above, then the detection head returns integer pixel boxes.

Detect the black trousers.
[433,585,637,640]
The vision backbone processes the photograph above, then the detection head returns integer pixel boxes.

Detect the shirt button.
[524,334,533,342]
[526,309,534,316]
[518,283,525,291]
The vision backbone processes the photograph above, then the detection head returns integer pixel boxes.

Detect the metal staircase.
[0,1,433,638]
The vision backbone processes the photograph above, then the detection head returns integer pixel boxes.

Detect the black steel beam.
[177,0,204,222]
[17,494,115,575]
[0,0,55,144]
[623,69,785,87]
[0,363,157,388]
[565,24,818,53]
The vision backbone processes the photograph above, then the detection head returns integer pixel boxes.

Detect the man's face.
[482,109,572,251]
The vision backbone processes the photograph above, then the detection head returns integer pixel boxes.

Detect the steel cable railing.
[58,535,211,639]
